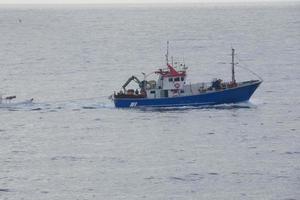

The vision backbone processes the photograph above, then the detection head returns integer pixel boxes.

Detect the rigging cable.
[235,54,264,82]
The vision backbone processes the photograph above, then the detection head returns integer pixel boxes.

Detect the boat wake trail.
[0,99,34,111]
[0,97,114,112]
[137,101,256,112]
[31,99,115,112]
[203,102,256,109]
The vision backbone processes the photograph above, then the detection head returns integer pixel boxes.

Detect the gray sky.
[0,0,296,4]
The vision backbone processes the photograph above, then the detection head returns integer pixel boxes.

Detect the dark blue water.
[0,2,299,200]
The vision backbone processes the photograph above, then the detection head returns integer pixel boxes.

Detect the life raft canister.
[174,82,180,89]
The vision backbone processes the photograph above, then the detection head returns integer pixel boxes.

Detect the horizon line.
[0,0,299,5]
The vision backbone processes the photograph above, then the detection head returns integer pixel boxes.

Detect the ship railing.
[191,80,240,94]
[186,82,212,94]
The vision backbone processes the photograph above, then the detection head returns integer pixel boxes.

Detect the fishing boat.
[0,95,33,108]
[112,43,262,108]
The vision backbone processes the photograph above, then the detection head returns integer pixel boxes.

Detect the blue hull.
[114,80,261,108]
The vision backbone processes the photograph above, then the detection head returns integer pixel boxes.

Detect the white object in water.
[0,95,33,108]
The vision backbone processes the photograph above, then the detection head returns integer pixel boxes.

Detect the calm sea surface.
[0,2,299,200]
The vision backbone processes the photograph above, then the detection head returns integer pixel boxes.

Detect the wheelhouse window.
[150,90,155,94]
[174,77,180,81]
[181,77,184,81]
[168,78,173,82]
[180,90,184,93]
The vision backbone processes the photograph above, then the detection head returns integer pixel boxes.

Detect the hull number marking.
[130,102,138,107]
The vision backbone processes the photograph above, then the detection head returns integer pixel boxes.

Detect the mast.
[231,48,236,83]
[165,41,169,65]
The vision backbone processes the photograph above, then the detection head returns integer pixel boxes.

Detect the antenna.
[142,72,146,81]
